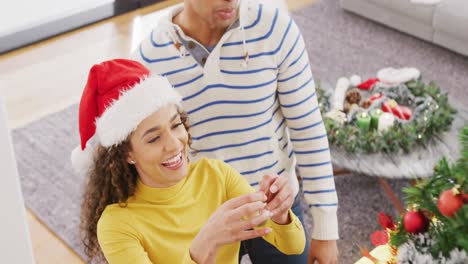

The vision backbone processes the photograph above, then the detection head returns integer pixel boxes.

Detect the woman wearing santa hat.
[73,59,305,264]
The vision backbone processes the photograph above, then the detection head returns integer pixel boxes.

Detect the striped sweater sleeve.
[276,15,339,240]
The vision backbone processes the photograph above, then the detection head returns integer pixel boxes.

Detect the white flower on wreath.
[325,109,347,125]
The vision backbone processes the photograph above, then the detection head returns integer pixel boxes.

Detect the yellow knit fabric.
[97,158,305,263]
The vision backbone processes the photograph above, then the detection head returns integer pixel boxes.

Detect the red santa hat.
[71,59,181,175]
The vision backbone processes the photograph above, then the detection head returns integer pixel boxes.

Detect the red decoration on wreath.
[369,93,383,102]
[357,78,380,90]
[382,100,412,120]
[400,106,412,120]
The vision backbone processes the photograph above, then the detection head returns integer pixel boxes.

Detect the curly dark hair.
[80,110,191,263]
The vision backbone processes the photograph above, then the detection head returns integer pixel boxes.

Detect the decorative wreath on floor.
[317,67,457,154]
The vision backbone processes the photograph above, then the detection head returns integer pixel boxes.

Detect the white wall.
[0,0,114,37]
[0,96,34,263]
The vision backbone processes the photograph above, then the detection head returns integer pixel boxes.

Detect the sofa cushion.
[368,0,435,25]
[433,0,468,41]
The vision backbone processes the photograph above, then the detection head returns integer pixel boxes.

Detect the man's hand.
[258,173,294,225]
[308,239,338,264]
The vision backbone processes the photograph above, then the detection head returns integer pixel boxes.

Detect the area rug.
[12,0,467,262]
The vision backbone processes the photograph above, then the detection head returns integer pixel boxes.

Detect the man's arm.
[275,13,339,241]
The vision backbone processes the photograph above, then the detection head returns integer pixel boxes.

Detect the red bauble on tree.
[371,230,389,246]
[403,210,429,234]
[437,189,464,217]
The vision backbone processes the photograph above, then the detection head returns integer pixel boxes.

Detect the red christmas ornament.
[463,194,468,203]
[403,211,429,234]
[371,230,388,246]
[438,189,464,217]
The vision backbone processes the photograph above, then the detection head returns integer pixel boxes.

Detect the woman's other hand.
[190,192,272,263]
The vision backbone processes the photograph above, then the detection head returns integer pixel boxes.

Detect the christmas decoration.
[357,78,380,90]
[371,230,389,247]
[356,112,371,132]
[403,211,429,234]
[364,127,468,263]
[381,99,413,121]
[369,93,384,102]
[377,112,395,132]
[331,77,350,111]
[437,188,464,217]
[370,212,396,247]
[349,74,362,87]
[317,70,457,154]
[360,99,372,109]
[378,212,395,230]
[324,109,347,125]
[370,109,383,130]
[345,88,362,104]
[377,67,420,85]
[344,88,362,113]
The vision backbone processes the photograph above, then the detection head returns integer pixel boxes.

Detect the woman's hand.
[190,192,272,263]
[259,173,294,225]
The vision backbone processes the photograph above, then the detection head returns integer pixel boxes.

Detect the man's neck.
[173,9,235,47]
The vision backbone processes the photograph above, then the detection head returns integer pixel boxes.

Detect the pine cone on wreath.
[345,88,362,105]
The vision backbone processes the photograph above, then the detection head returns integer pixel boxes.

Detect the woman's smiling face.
[127,104,189,188]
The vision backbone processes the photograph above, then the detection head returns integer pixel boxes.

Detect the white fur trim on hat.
[71,142,94,176]
[96,76,181,147]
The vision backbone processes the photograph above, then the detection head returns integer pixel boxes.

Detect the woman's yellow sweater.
[97,158,305,263]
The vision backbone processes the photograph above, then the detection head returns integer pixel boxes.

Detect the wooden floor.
[0,0,315,262]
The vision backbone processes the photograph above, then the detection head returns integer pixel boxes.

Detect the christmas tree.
[368,126,468,263]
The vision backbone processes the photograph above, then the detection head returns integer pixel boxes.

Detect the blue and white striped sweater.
[133,0,338,240]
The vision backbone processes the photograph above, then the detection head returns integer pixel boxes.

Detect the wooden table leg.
[378,177,405,215]
[333,168,352,176]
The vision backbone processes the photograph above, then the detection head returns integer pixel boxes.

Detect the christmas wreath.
[364,126,468,263]
[317,67,457,154]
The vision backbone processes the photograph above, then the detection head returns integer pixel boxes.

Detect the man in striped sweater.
[132,0,339,263]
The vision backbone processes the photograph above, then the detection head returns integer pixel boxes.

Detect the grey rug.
[12,0,467,263]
